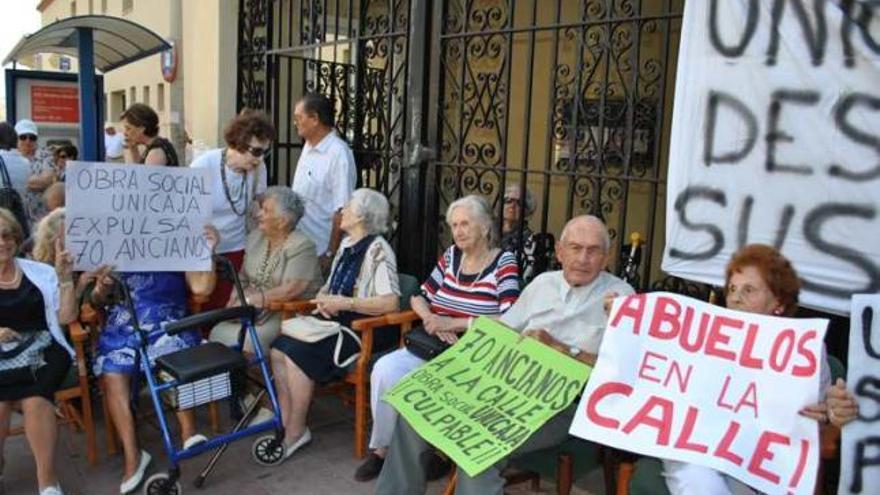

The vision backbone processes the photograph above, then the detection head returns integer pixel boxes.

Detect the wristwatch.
[568,346,582,358]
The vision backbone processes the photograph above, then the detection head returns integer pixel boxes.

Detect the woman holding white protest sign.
[87,228,219,494]
[662,244,832,495]
[355,195,520,482]
[0,207,77,495]
[191,110,273,316]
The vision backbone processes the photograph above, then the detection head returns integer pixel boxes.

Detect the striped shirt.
[421,246,520,317]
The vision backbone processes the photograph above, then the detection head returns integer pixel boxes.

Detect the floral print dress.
[94,272,201,375]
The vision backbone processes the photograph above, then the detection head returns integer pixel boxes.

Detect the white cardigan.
[16,258,75,358]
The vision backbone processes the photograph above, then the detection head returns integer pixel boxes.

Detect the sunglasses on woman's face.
[18,134,37,142]
[245,145,271,158]
[57,154,69,160]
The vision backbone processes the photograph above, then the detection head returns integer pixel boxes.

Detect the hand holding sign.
[827,379,859,428]
[570,292,827,495]
[384,317,590,477]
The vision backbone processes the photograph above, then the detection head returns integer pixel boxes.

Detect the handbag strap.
[0,155,12,189]
[333,326,362,368]
[0,333,38,359]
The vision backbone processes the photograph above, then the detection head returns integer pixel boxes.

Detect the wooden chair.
[271,273,422,458]
[9,316,98,465]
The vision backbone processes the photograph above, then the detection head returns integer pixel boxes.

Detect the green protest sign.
[384,317,591,477]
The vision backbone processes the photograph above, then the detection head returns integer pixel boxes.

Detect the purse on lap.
[280,315,362,368]
[404,327,451,361]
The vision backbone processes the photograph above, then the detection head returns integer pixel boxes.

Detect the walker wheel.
[143,473,182,495]
[252,434,285,466]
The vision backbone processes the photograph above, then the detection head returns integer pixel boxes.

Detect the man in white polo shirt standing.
[291,93,357,272]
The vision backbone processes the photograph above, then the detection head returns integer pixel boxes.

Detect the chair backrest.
[398,274,420,311]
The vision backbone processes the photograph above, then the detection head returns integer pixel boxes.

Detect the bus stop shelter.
[4,15,170,160]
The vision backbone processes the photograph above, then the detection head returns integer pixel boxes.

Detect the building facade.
[36,0,239,159]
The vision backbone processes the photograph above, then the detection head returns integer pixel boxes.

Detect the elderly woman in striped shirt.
[354,195,520,482]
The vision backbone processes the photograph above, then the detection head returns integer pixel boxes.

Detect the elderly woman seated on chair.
[88,228,220,494]
[356,194,521,482]
[662,244,832,495]
[266,188,400,463]
[209,186,323,355]
[0,208,77,495]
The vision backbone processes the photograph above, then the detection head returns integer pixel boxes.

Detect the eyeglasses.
[503,197,521,206]
[18,134,37,142]
[245,145,271,158]
[0,230,16,242]
[57,154,69,160]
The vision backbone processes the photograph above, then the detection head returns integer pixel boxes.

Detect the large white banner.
[570,292,828,495]
[662,0,880,315]
[839,294,880,495]
[65,161,213,272]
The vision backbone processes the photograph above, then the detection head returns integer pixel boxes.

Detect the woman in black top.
[120,103,179,166]
[0,207,77,495]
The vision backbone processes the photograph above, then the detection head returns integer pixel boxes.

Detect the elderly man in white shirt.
[376,215,634,495]
[290,93,357,272]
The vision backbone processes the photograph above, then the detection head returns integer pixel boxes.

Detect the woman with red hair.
[662,244,831,495]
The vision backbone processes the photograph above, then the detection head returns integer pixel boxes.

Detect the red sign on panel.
[31,85,79,123]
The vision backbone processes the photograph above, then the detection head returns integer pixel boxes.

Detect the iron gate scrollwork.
[238,0,691,288]
[430,0,685,290]
[236,0,412,256]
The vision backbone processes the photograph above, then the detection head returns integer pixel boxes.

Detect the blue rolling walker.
[109,256,286,494]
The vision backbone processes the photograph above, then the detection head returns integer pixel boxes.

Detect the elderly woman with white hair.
[266,188,401,462]
[354,194,520,482]
[209,186,323,355]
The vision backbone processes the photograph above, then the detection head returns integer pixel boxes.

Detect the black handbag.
[0,155,29,238]
[404,327,451,361]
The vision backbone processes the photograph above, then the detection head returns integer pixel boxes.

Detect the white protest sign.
[570,292,828,495]
[662,1,880,315]
[65,161,213,272]
[839,294,880,495]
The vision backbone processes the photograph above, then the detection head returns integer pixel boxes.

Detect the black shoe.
[420,450,452,481]
[354,453,385,482]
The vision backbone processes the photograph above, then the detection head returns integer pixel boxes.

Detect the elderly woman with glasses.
[266,188,400,463]
[662,244,832,495]
[51,144,77,183]
[500,184,541,284]
[15,120,56,224]
[0,208,76,495]
[355,194,521,482]
[192,110,274,313]
[209,186,323,355]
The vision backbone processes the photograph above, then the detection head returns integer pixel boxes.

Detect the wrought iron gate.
[237,0,686,288]
[237,0,414,262]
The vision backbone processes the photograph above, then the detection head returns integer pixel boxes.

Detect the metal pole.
[77,27,99,161]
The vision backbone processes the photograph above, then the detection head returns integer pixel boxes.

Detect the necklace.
[255,240,283,289]
[455,248,495,287]
[0,264,21,288]
[220,149,249,216]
